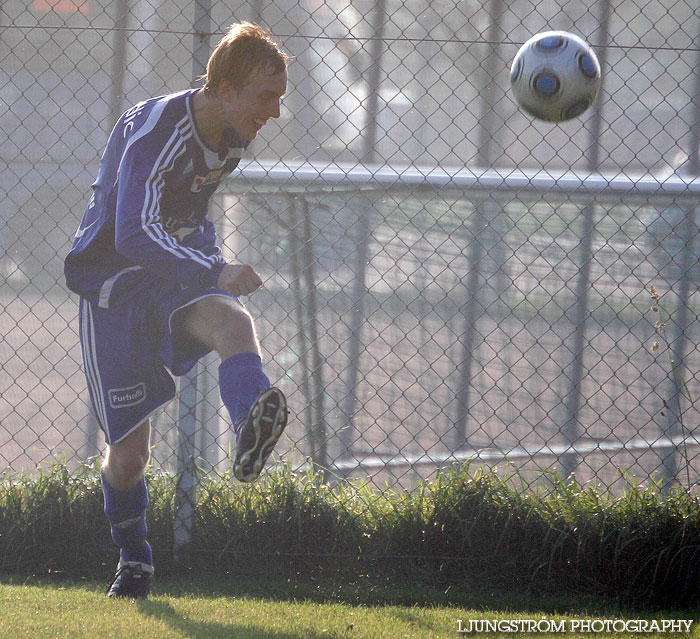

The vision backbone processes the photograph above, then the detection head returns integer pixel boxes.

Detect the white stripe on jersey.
[80,301,109,435]
[140,114,218,269]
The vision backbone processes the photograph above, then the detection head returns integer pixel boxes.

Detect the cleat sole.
[234,387,288,483]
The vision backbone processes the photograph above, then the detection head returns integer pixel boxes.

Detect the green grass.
[0,575,697,639]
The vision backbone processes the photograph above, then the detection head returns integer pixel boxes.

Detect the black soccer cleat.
[234,387,288,483]
[107,561,153,599]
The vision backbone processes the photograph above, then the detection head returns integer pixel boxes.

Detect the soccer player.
[64,23,289,599]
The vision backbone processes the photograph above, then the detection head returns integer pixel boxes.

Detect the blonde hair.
[202,22,288,95]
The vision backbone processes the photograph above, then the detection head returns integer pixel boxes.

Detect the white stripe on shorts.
[81,300,109,435]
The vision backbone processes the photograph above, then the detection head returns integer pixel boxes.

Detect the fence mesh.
[2,0,700,497]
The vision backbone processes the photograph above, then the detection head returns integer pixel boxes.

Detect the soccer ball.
[510,31,601,122]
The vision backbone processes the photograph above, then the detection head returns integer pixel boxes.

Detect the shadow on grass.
[136,598,351,639]
[151,570,621,617]
[0,569,690,620]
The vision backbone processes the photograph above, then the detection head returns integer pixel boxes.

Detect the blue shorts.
[78,276,237,444]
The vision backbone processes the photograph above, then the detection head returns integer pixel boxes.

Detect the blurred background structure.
[2,0,700,495]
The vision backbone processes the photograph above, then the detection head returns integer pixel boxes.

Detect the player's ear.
[218,79,237,101]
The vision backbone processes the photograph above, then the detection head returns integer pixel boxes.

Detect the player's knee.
[105,448,150,487]
[209,306,256,351]
[184,298,256,354]
[115,454,149,481]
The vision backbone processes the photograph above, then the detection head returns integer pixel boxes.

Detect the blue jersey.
[65,89,247,306]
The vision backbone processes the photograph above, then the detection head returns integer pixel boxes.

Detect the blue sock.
[101,473,153,567]
[218,352,271,427]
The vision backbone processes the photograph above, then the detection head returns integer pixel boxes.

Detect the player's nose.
[268,99,281,119]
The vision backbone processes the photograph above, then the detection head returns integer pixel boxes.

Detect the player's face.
[220,67,287,142]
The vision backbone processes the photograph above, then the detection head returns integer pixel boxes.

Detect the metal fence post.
[299,197,327,471]
[559,200,595,479]
[339,194,371,467]
[453,198,487,449]
[659,207,695,491]
[453,0,504,450]
[108,0,129,128]
[173,0,211,560]
[660,29,700,490]
[559,0,612,478]
[340,0,386,469]
[174,372,198,558]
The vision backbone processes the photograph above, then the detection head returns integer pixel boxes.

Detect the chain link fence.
[2,0,700,497]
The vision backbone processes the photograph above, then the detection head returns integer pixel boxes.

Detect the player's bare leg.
[182,295,260,360]
[181,296,288,481]
[102,420,154,599]
[102,419,151,490]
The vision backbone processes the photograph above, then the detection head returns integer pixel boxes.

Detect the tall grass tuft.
[0,458,106,572]
[191,464,366,569]
[1,458,699,607]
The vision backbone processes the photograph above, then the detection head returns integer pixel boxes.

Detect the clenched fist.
[216,264,263,297]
